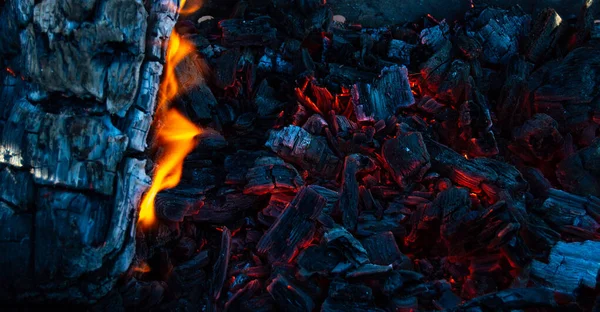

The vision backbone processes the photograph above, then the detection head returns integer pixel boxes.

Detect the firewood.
[244,156,304,195]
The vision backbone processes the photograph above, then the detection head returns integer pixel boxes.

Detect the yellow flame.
[138,1,204,229]
[179,0,203,15]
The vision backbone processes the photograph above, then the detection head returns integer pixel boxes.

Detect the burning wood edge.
[138,0,206,230]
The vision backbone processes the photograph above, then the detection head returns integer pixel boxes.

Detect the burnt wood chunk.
[351,65,414,122]
[382,132,430,188]
[470,7,531,64]
[257,187,326,263]
[324,226,369,266]
[267,274,314,312]
[448,288,568,311]
[339,154,376,231]
[297,244,342,278]
[361,231,408,267]
[531,240,600,293]
[509,113,563,162]
[524,8,565,63]
[556,138,600,197]
[211,227,232,303]
[194,193,258,224]
[534,189,600,236]
[244,156,304,195]
[266,125,341,178]
[219,17,276,47]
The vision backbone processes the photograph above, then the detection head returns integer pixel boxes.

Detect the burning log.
[257,187,326,263]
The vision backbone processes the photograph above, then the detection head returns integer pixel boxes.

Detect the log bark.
[0,0,180,303]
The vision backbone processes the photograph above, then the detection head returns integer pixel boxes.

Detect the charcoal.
[534,188,600,238]
[244,156,304,195]
[470,6,531,64]
[259,193,295,226]
[307,185,339,215]
[361,231,408,267]
[530,47,600,129]
[426,139,527,203]
[387,39,414,64]
[382,131,430,188]
[327,63,378,86]
[448,288,569,311]
[356,211,406,237]
[224,279,261,312]
[445,200,520,256]
[267,275,314,312]
[193,193,258,224]
[297,244,343,278]
[257,187,326,263]
[266,125,342,178]
[351,65,414,122]
[346,263,393,279]
[339,154,376,231]
[219,17,276,47]
[382,270,424,296]
[254,79,284,117]
[214,48,241,89]
[211,227,232,303]
[531,240,600,293]
[509,114,563,162]
[556,138,600,197]
[324,226,370,266]
[420,21,450,51]
[524,8,565,64]
[496,56,534,131]
[321,299,386,312]
[155,191,199,222]
[224,150,270,185]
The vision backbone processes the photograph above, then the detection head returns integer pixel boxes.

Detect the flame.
[179,0,203,15]
[133,261,151,274]
[138,1,204,229]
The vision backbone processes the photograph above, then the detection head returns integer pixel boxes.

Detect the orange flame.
[133,261,151,274]
[179,0,203,15]
[138,1,204,229]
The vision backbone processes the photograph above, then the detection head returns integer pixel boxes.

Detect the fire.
[133,261,151,274]
[137,1,204,228]
[138,110,201,227]
[179,0,203,15]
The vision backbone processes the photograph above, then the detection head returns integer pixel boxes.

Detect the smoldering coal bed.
[2,0,600,311]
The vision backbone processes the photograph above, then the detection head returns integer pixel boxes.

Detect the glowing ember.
[133,261,151,274]
[5,67,16,77]
[138,1,204,229]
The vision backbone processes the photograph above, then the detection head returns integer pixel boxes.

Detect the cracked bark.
[0,0,181,303]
